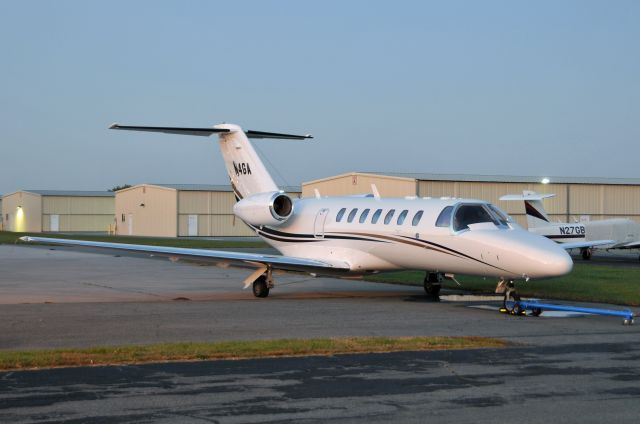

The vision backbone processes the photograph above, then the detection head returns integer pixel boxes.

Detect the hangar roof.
[152,183,301,192]
[365,172,640,186]
[19,190,114,197]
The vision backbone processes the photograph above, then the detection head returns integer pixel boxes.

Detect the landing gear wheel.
[252,275,270,298]
[531,308,543,317]
[581,248,592,260]
[423,272,442,298]
[503,289,521,315]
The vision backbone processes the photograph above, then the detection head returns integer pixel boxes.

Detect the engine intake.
[233,191,294,227]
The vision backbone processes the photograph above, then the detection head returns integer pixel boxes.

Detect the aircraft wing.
[620,241,640,249]
[19,237,350,276]
[559,240,615,250]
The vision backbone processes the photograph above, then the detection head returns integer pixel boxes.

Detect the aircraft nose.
[540,248,573,277]
[494,230,573,279]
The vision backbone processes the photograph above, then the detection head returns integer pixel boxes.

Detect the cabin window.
[336,208,346,222]
[435,206,453,228]
[384,209,395,225]
[359,208,370,223]
[412,210,424,226]
[347,208,358,223]
[371,209,383,224]
[452,204,495,231]
[397,209,409,225]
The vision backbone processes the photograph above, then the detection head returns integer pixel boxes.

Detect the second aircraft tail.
[500,190,555,228]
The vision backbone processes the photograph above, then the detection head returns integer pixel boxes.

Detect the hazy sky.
[1,0,638,194]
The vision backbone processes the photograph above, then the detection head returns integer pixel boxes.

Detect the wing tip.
[109,123,120,129]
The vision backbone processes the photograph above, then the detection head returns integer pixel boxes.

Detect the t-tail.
[109,122,312,200]
[500,190,554,228]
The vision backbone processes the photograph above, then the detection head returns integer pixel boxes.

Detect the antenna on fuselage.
[371,184,381,200]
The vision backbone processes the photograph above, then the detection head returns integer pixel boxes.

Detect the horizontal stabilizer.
[559,240,615,250]
[500,193,556,201]
[109,124,229,137]
[110,124,313,140]
[245,130,313,140]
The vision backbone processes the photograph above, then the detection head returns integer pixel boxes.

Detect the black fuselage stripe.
[402,236,513,274]
[258,231,320,243]
[259,226,315,239]
[546,234,585,239]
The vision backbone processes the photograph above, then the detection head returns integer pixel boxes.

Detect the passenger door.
[314,208,329,239]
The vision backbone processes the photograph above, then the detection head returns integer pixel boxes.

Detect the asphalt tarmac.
[0,245,639,423]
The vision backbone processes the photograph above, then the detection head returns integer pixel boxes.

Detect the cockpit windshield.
[452,204,497,231]
[486,204,513,226]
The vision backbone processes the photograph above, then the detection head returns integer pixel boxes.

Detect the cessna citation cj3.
[22,123,574,304]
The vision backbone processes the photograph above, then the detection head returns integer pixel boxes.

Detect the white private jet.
[501,191,640,260]
[21,123,574,305]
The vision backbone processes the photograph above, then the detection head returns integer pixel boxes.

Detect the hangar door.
[188,214,198,236]
[50,215,59,232]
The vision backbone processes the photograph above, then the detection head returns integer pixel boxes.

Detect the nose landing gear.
[495,278,525,315]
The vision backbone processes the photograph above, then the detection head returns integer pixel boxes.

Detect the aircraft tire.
[503,290,521,315]
[252,276,270,298]
[581,248,592,260]
[423,273,442,297]
[423,282,441,297]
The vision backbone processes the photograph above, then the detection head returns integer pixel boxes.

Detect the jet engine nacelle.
[233,191,294,227]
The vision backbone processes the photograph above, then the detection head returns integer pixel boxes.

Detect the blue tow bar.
[510,299,635,325]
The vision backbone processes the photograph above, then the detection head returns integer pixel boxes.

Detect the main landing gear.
[581,248,592,260]
[246,266,275,298]
[252,275,271,298]
[424,272,443,298]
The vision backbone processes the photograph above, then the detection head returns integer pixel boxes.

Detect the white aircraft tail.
[109,122,313,200]
[500,191,555,228]
[216,124,279,199]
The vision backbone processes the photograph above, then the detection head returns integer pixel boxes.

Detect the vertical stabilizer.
[214,124,278,199]
[522,190,552,228]
[500,190,555,229]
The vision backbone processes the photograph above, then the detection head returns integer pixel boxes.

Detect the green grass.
[0,337,507,370]
[366,264,640,306]
[0,231,268,248]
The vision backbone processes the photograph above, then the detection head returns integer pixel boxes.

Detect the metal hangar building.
[114,184,301,237]
[1,190,115,233]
